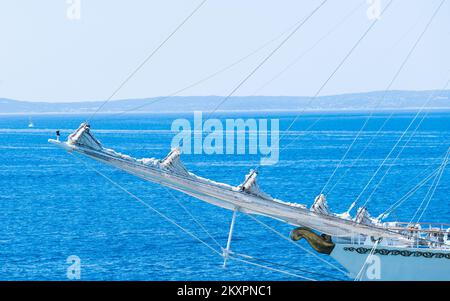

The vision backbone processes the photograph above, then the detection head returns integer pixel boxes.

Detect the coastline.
[2,107,450,116]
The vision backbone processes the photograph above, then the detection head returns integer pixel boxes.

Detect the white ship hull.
[331,243,450,280]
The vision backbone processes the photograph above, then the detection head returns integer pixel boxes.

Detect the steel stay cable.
[88,0,209,122]
[110,1,362,119]
[109,8,328,118]
[252,0,366,95]
[379,166,442,220]
[272,0,395,159]
[327,105,435,196]
[414,147,450,224]
[349,0,446,210]
[230,252,347,280]
[408,148,449,224]
[160,185,223,249]
[228,256,316,281]
[327,110,430,196]
[69,152,223,257]
[360,78,450,208]
[201,0,329,122]
[354,238,380,281]
[69,153,327,280]
[231,0,394,177]
[322,1,447,197]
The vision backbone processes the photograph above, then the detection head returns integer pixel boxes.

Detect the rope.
[412,147,450,224]
[272,0,395,158]
[109,7,328,117]
[160,185,223,249]
[68,154,338,280]
[327,111,429,195]
[201,0,329,121]
[379,165,441,220]
[324,0,447,198]
[231,252,347,280]
[230,0,393,177]
[349,0,446,210]
[107,1,360,120]
[361,78,450,207]
[228,255,316,281]
[69,152,223,257]
[179,0,393,205]
[354,239,380,281]
[252,0,365,95]
[88,0,209,122]
[408,150,448,225]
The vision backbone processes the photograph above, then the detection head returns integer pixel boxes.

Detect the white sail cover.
[49,123,410,241]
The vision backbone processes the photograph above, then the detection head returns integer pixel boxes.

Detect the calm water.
[0,112,449,280]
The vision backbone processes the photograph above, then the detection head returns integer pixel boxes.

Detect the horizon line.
[2,88,450,104]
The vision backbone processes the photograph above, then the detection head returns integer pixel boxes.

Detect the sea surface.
[0,111,449,280]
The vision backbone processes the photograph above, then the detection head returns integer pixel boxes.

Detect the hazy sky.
[0,0,449,102]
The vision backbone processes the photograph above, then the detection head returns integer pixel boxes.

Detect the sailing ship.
[47,0,449,280]
[49,123,450,280]
[28,117,34,128]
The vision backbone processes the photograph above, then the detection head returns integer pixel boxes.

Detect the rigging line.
[252,0,365,95]
[106,3,328,118]
[379,166,441,220]
[361,79,450,207]
[321,6,447,196]
[354,238,380,281]
[362,78,450,203]
[220,0,393,179]
[415,147,450,224]
[243,213,348,275]
[70,154,333,281]
[258,0,395,164]
[349,0,447,209]
[201,0,329,121]
[382,168,439,221]
[408,177,436,225]
[228,256,316,281]
[328,97,431,200]
[362,118,432,208]
[68,152,223,258]
[333,108,428,206]
[74,154,326,281]
[160,185,223,249]
[202,1,364,132]
[408,148,450,224]
[231,252,347,280]
[87,0,209,122]
[324,7,436,189]
[326,109,429,196]
[327,103,433,196]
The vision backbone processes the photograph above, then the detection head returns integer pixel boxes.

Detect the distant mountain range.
[1,90,449,114]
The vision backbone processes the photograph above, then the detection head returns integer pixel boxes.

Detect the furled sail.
[311,194,331,215]
[160,148,189,176]
[237,170,273,200]
[49,123,411,242]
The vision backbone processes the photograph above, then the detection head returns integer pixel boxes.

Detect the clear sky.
[0,0,449,102]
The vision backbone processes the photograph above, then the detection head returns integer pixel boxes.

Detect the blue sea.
[0,111,449,280]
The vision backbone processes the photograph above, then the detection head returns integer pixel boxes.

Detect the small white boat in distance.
[28,117,34,128]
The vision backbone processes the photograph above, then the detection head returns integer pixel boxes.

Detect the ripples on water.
[0,112,449,280]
